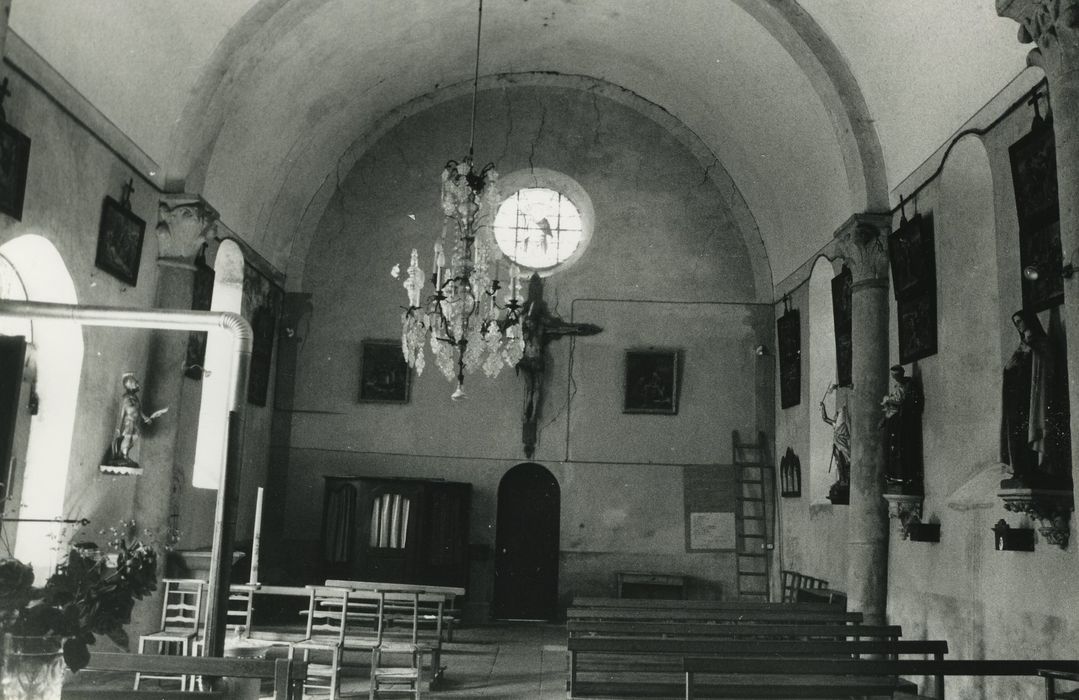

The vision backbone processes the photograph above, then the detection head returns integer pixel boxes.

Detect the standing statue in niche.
[100,373,167,474]
[1000,309,1072,489]
[879,364,924,494]
[518,273,601,458]
[820,382,850,504]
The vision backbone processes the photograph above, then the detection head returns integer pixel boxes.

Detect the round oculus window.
[492,187,585,271]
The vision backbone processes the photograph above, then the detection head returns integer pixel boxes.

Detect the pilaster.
[129,195,219,641]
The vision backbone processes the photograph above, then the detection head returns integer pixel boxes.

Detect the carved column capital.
[998,0,1079,78]
[834,212,891,284]
[156,194,219,266]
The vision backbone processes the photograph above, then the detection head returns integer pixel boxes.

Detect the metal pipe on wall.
[0,299,252,656]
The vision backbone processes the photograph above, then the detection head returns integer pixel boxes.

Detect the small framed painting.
[888,213,936,301]
[623,348,681,415]
[0,121,30,221]
[831,266,852,388]
[777,308,801,409]
[359,339,411,403]
[896,292,938,365]
[95,196,147,287]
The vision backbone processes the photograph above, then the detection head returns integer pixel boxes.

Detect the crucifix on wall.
[517,273,602,457]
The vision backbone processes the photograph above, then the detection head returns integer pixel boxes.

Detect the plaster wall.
[779,83,1079,699]
[286,83,773,611]
[0,60,278,587]
[0,65,158,565]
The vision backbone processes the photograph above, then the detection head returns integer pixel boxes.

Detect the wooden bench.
[325,579,463,642]
[568,619,903,640]
[567,606,863,625]
[61,651,307,700]
[683,656,1079,699]
[568,638,946,698]
[572,596,844,611]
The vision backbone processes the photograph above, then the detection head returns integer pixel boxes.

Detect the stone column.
[998,0,1079,540]
[129,195,218,640]
[836,213,891,625]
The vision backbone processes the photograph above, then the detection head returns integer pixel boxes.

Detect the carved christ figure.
[518,273,601,457]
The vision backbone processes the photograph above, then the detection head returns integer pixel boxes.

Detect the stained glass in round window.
[492,188,584,271]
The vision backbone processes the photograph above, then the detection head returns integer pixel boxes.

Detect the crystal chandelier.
[392,0,523,399]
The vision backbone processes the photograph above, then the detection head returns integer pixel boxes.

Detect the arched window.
[490,169,593,274]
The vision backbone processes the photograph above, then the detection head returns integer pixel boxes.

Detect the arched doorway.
[492,462,560,621]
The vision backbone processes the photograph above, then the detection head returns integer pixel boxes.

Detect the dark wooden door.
[493,463,560,620]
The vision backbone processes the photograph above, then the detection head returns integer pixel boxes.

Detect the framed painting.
[888,213,935,301]
[243,262,285,406]
[831,266,852,388]
[623,348,681,415]
[897,292,938,365]
[777,309,801,409]
[0,121,29,221]
[359,339,411,403]
[94,196,146,286]
[1010,117,1062,312]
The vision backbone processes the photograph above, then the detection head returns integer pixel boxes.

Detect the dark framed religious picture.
[831,266,852,388]
[0,121,30,221]
[777,309,801,409]
[888,212,935,301]
[623,348,681,415]
[896,292,938,365]
[1010,114,1062,313]
[358,339,411,403]
[94,196,146,286]
[243,262,285,406]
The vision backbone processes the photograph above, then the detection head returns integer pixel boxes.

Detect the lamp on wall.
[391,0,523,400]
[1022,251,1078,281]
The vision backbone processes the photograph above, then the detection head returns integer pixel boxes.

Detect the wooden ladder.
[732,430,774,601]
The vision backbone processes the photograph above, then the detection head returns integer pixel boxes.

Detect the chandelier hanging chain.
[392,0,523,399]
[468,0,484,158]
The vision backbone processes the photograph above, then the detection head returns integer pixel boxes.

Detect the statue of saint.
[879,364,924,493]
[820,383,850,504]
[1000,310,1071,489]
[101,373,167,472]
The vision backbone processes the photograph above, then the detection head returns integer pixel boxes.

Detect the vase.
[1,634,65,700]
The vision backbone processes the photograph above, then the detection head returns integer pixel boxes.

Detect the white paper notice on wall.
[689,511,735,550]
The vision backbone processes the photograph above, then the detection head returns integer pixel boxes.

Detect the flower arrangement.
[0,536,157,671]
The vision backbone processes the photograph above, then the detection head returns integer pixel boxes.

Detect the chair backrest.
[159,578,205,632]
[305,586,350,644]
[226,586,255,637]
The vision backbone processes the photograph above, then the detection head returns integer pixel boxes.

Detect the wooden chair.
[135,578,205,691]
[369,641,426,699]
[289,585,351,699]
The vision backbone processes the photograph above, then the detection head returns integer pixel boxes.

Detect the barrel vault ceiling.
[10,0,1034,287]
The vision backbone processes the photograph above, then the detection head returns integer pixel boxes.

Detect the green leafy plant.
[0,538,157,671]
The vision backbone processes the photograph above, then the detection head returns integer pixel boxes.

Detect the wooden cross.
[120,178,135,208]
[517,272,602,457]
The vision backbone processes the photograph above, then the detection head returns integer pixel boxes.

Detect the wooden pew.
[567,606,863,625]
[568,638,946,698]
[325,579,463,642]
[683,656,1079,699]
[568,619,903,641]
[571,596,843,611]
[61,651,307,700]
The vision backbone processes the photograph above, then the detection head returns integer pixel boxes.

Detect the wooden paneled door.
[492,463,560,621]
